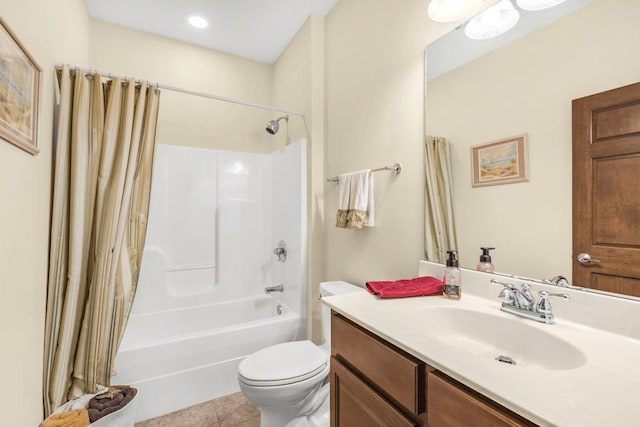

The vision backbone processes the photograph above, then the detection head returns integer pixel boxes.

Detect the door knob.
[577,253,601,265]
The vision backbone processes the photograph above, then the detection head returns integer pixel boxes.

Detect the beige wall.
[0,0,90,425]
[89,19,277,154]
[271,16,327,342]
[271,18,312,146]
[323,0,464,285]
[425,0,640,281]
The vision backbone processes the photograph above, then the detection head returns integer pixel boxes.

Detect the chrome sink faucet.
[491,279,569,324]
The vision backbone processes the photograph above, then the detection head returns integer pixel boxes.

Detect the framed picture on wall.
[0,16,41,155]
[471,134,529,187]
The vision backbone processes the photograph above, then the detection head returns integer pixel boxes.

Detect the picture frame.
[0,16,41,155]
[471,134,529,187]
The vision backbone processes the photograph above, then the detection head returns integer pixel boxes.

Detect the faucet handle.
[490,279,516,289]
[536,291,570,315]
[491,280,516,304]
[538,290,570,300]
[498,288,514,304]
[548,276,570,287]
[518,283,535,308]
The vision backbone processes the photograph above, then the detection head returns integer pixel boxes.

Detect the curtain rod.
[54,64,305,118]
[327,163,403,183]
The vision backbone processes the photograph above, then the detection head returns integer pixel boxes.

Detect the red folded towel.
[366,276,444,298]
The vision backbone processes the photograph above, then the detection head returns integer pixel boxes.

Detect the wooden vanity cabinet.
[330,312,537,427]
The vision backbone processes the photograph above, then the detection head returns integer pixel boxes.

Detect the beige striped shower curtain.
[425,135,458,263]
[43,65,160,415]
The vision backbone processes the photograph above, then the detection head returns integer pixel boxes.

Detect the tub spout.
[264,285,284,294]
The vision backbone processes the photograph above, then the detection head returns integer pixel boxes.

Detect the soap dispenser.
[477,247,495,273]
[443,250,461,300]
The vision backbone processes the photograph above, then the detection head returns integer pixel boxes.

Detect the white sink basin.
[422,307,587,370]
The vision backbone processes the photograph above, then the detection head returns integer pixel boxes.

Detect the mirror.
[424,0,640,294]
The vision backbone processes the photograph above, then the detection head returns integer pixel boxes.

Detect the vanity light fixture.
[187,15,208,29]
[516,0,568,11]
[427,0,484,23]
[464,0,520,40]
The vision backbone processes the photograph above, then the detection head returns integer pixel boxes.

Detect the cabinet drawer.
[428,371,536,427]
[331,357,417,427]
[331,313,423,415]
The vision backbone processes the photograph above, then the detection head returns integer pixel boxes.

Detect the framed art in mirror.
[471,134,528,187]
[0,16,41,155]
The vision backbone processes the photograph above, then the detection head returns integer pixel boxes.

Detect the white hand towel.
[336,173,352,228]
[336,170,374,229]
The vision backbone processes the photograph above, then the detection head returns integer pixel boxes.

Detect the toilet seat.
[238,340,328,387]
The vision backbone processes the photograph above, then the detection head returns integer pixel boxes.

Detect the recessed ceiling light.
[187,15,208,29]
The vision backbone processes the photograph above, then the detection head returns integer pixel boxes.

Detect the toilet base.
[257,383,330,427]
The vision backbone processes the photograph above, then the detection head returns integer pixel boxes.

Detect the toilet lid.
[238,340,328,386]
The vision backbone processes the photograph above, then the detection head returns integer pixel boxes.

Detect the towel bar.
[327,162,402,183]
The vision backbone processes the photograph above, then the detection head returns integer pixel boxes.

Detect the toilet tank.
[319,281,364,349]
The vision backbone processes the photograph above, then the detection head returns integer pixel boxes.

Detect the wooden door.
[573,81,640,296]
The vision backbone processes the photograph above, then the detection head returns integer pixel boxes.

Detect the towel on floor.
[336,170,374,229]
[366,276,444,298]
[87,386,137,423]
[41,409,90,427]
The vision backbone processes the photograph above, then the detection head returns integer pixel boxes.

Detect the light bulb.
[465,0,520,40]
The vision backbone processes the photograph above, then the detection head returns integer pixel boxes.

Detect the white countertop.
[322,262,640,427]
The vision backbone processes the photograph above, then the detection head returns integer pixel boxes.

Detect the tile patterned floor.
[135,392,260,427]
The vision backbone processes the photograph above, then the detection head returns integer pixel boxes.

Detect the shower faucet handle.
[273,240,287,262]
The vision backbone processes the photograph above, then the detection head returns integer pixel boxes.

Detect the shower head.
[266,115,289,135]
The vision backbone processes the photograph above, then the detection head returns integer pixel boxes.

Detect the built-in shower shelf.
[167,264,216,272]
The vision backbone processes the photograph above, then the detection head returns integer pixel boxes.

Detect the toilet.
[238,281,364,427]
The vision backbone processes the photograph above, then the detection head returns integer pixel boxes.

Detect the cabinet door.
[330,357,417,427]
[428,371,536,427]
[332,313,424,415]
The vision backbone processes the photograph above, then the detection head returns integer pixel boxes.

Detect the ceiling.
[84,0,340,64]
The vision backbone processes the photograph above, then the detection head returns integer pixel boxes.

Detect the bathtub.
[112,295,301,422]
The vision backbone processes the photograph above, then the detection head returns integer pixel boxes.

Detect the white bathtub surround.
[115,296,299,421]
[114,141,307,422]
[322,261,640,426]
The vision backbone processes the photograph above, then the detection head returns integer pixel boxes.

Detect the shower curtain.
[424,135,458,263]
[43,66,160,415]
